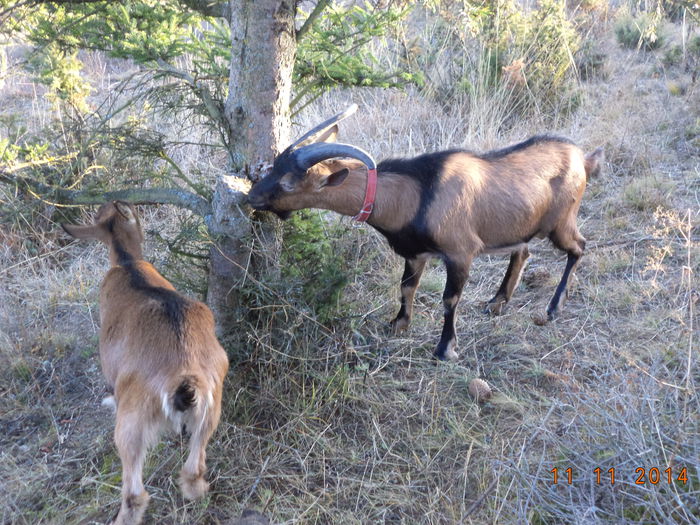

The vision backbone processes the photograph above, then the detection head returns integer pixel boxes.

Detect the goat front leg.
[484,246,529,315]
[434,258,471,361]
[390,255,429,334]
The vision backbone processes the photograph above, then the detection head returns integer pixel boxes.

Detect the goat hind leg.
[391,255,428,334]
[484,246,529,315]
[179,394,220,500]
[111,410,160,525]
[546,252,581,320]
[547,229,585,320]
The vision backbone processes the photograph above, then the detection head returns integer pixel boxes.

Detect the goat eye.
[279,175,296,192]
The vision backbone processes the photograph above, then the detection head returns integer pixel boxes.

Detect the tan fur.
[423,142,587,260]
[63,202,228,525]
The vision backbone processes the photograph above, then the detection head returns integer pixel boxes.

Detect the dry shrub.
[614,8,666,51]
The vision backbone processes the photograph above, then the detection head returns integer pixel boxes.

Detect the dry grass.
[1,11,699,525]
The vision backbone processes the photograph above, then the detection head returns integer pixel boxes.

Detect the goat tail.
[173,376,198,412]
[584,147,604,178]
[163,374,214,434]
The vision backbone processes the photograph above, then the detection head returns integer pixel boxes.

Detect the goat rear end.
[63,201,228,525]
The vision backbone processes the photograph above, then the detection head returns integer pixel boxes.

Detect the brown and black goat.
[62,202,229,525]
[248,106,603,361]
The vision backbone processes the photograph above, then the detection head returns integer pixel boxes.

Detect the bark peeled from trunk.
[207,0,296,338]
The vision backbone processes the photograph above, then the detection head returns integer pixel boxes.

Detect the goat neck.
[313,163,368,217]
[317,164,420,232]
[107,229,144,268]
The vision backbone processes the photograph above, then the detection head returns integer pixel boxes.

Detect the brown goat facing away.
[248,105,603,361]
[62,202,229,525]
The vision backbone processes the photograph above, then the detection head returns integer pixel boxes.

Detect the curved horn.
[287,104,359,151]
[292,142,376,172]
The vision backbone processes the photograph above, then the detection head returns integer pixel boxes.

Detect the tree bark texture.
[208,0,296,337]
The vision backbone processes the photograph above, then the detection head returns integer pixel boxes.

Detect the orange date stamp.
[550,466,688,485]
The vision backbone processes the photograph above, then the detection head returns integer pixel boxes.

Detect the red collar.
[353,167,377,222]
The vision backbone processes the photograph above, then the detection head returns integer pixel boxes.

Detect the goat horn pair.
[286,104,359,151]
[292,142,377,172]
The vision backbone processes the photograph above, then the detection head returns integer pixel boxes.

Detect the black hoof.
[390,316,410,335]
[433,346,459,362]
[483,299,506,316]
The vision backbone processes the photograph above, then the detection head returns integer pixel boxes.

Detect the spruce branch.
[177,0,230,19]
[155,58,230,151]
[296,0,331,42]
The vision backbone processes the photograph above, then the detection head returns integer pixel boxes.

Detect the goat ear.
[322,168,349,188]
[294,124,339,149]
[316,124,338,144]
[61,223,103,241]
[113,201,137,223]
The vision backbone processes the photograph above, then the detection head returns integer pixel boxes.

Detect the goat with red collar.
[247,105,603,361]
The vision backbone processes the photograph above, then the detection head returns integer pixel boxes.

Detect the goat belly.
[374,224,440,259]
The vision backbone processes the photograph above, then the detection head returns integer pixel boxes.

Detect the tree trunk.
[207,0,296,339]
